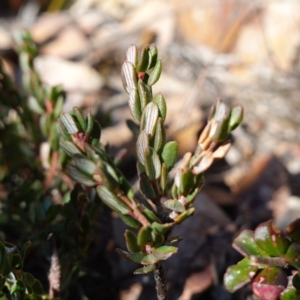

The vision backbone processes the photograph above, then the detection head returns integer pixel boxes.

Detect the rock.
[178,267,213,300]
[174,0,252,52]
[233,155,290,227]
[275,196,300,230]
[100,122,132,148]
[40,26,88,58]
[173,122,202,156]
[0,27,11,50]
[31,12,71,44]
[120,283,142,300]
[234,1,300,72]
[34,55,103,92]
[163,192,233,298]
[76,10,108,34]
[122,0,175,49]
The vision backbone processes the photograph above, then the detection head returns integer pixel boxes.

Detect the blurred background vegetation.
[2,0,300,299]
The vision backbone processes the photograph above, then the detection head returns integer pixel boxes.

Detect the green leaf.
[172,183,178,200]
[176,169,194,195]
[128,88,142,123]
[89,120,101,145]
[137,226,153,246]
[153,93,167,122]
[161,141,178,170]
[58,119,72,141]
[141,254,159,265]
[292,272,300,290]
[152,246,178,260]
[229,105,243,131]
[164,200,185,212]
[96,186,131,215]
[139,174,157,200]
[151,222,174,234]
[224,258,258,293]
[0,276,4,290]
[284,243,300,268]
[209,99,229,122]
[174,208,195,224]
[144,147,161,180]
[10,254,21,269]
[121,61,137,94]
[192,153,214,174]
[254,220,290,256]
[73,155,97,175]
[148,59,162,86]
[125,230,141,252]
[67,165,95,186]
[53,93,64,119]
[142,246,177,264]
[60,112,79,134]
[153,118,166,153]
[252,268,288,300]
[120,215,141,228]
[60,140,83,157]
[20,241,31,268]
[2,254,12,277]
[211,119,230,142]
[116,249,145,263]
[143,209,161,223]
[85,110,94,135]
[134,264,155,274]
[166,236,183,244]
[141,102,159,136]
[281,286,300,300]
[28,96,44,114]
[138,79,152,111]
[185,185,201,203]
[160,163,168,192]
[152,232,164,248]
[136,131,149,165]
[126,119,140,136]
[126,44,138,67]
[100,161,120,188]
[32,279,44,295]
[137,45,150,72]
[286,218,300,242]
[233,230,269,257]
[22,272,36,287]
[149,44,158,68]
[72,107,87,131]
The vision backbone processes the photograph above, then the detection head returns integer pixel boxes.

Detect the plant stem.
[154,262,168,300]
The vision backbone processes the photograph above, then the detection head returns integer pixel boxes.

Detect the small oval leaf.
[142,102,159,136]
[126,44,138,67]
[139,174,157,200]
[153,93,167,122]
[128,88,142,123]
[134,264,155,274]
[60,112,79,134]
[224,258,258,293]
[137,226,153,246]
[67,165,96,187]
[161,141,178,170]
[148,59,162,86]
[97,186,131,215]
[136,131,149,165]
[125,230,141,252]
[121,61,137,94]
[164,200,185,213]
[144,147,161,180]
